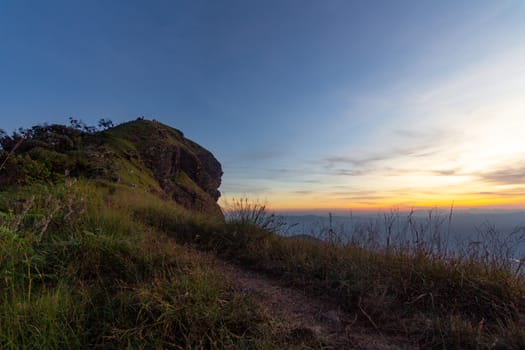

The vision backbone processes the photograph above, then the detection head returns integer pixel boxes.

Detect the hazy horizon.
[273,207,525,216]
[272,210,525,260]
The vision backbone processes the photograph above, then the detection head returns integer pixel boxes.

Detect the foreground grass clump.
[0,183,303,349]
[141,198,525,349]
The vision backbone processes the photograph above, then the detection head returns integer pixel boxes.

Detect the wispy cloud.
[324,154,390,168]
[292,190,315,195]
[473,189,525,197]
[478,165,525,186]
[429,168,463,176]
[235,149,288,161]
[222,39,525,210]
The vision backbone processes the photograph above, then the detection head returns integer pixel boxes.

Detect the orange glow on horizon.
[223,194,525,213]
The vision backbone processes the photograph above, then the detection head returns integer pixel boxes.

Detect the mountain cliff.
[0,119,223,216]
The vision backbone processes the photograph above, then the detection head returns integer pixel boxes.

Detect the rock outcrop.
[0,119,224,216]
[108,120,223,216]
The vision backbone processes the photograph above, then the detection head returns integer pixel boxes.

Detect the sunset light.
[2,2,525,347]
[2,1,525,213]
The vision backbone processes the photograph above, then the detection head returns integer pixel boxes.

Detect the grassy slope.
[98,119,210,193]
[1,120,218,213]
[0,181,325,349]
[1,121,524,349]
[142,201,525,349]
[1,181,524,349]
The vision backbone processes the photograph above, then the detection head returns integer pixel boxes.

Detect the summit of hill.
[0,118,223,216]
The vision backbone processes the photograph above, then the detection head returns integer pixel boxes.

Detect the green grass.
[1,176,524,348]
[0,183,315,349]
[140,198,525,349]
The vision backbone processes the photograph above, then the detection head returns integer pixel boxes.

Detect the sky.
[1,0,525,212]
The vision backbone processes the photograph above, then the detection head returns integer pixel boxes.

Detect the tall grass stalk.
[216,199,525,349]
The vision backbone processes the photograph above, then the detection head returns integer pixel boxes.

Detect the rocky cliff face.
[108,120,223,216]
[0,119,224,216]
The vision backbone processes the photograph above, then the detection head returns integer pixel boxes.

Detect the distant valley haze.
[276,210,525,260]
[2,0,525,212]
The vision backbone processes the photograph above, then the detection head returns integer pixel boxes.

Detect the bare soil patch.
[216,260,415,350]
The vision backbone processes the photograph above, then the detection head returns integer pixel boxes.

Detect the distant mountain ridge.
[0,119,223,215]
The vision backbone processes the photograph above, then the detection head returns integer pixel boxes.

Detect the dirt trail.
[216,260,414,350]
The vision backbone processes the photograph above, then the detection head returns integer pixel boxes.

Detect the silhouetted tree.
[0,130,26,152]
[68,117,97,133]
[0,129,6,150]
[69,117,83,130]
[82,125,97,133]
[98,118,114,130]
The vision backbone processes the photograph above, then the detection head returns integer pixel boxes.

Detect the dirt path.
[216,260,414,350]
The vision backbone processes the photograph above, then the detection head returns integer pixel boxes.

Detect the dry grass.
[1,180,524,348]
[200,199,525,348]
[0,183,308,349]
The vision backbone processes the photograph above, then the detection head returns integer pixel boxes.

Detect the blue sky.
[2,1,525,211]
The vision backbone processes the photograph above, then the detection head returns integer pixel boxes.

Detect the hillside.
[0,119,223,216]
[0,119,302,349]
[0,119,524,349]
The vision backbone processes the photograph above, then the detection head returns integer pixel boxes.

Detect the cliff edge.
[104,119,223,215]
[0,119,223,216]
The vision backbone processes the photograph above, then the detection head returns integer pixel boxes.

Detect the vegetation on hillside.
[0,118,223,215]
[147,198,525,349]
[0,180,327,349]
[1,120,524,349]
